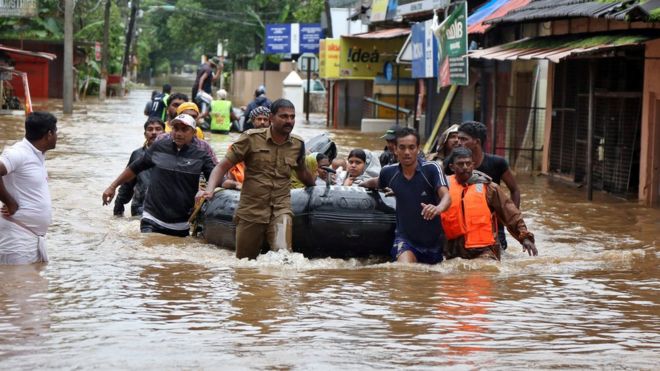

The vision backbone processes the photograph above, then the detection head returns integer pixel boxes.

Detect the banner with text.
[432,2,469,88]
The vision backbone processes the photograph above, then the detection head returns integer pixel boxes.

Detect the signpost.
[432,1,469,88]
[265,23,323,54]
[411,20,438,79]
[298,53,318,123]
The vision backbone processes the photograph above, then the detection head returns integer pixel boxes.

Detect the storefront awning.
[346,28,411,40]
[0,44,57,61]
[468,33,656,63]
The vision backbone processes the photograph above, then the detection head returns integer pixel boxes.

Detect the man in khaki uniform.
[198,99,315,259]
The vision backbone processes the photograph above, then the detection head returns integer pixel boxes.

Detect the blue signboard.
[411,20,438,79]
[265,24,292,54]
[299,24,323,53]
[266,23,323,54]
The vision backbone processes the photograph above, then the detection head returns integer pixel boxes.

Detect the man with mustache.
[102,114,215,237]
[197,99,315,259]
[441,147,537,260]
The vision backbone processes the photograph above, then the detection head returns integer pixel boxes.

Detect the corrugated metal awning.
[468,32,655,63]
[345,28,411,39]
[0,44,57,61]
[487,0,660,24]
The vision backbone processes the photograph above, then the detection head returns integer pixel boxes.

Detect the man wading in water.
[441,147,537,260]
[361,127,451,264]
[102,114,215,237]
[197,99,315,259]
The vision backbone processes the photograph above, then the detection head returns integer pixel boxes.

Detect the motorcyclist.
[243,86,271,130]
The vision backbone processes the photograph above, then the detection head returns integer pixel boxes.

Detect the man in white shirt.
[0,112,58,264]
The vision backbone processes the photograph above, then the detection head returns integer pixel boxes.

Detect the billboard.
[339,35,409,79]
[319,39,341,79]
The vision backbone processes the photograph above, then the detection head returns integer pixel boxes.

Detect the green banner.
[434,2,469,88]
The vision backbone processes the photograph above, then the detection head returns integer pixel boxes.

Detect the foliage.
[140,0,306,74]
[293,0,325,23]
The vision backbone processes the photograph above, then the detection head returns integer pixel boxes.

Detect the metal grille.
[549,54,643,197]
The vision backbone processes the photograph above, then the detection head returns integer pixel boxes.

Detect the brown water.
[0,90,658,369]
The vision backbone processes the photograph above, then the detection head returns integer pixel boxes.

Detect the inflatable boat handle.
[321,167,336,197]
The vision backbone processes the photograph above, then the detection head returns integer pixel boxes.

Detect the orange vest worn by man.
[441,147,537,260]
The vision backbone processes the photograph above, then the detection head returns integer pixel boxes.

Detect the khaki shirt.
[226,128,306,223]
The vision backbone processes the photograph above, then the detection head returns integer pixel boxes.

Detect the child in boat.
[332,158,347,185]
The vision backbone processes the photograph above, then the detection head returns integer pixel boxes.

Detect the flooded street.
[1,90,658,369]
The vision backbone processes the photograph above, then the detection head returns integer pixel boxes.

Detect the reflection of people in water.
[434,274,493,355]
[0,265,50,346]
[138,263,214,322]
[228,269,300,333]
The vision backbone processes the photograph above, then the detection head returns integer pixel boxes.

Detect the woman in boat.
[343,149,381,186]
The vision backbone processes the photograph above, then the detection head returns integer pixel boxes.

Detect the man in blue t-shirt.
[361,127,451,264]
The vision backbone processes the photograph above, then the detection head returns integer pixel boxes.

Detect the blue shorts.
[391,236,443,264]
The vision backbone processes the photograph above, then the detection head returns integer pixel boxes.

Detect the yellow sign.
[339,36,408,79]
[319,39,341,79]
[371,0,390,22]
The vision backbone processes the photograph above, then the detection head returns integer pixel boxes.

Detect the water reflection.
[0,264,50,355]
[0,90,658,369]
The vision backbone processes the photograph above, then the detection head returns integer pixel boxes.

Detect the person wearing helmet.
[243,86,271,130]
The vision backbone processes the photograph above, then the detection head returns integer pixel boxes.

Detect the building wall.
[639,39,660,207]
[231,70,289,107]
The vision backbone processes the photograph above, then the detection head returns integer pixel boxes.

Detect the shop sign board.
[339,36,409,79]
[319,39,341,79]
[0,0,37,17]
[411,20,438,79]
[432,2,469,87]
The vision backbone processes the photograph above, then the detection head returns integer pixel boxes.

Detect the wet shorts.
[391,236,443,264]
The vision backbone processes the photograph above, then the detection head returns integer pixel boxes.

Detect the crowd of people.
[0,84,537,265]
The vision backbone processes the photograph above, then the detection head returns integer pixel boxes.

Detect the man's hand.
[195,190,214,203]
[102,186,116,205]
[522,238,538,256]
[420,203,441,220]
[1,197,18,217]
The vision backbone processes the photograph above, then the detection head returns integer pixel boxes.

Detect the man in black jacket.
[102,114,215,237]
[113,117,165,217]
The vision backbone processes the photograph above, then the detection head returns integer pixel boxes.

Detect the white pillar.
[282,70,304,116]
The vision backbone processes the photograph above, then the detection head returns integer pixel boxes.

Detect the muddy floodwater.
[1,90,658,369]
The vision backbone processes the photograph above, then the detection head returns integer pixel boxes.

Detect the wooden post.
[587,60,595,201]
[63,0,74,114]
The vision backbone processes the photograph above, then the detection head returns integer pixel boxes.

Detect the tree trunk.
[100,0,111,101]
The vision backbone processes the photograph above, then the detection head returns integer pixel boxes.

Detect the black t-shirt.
[477,153,509,184]
[194,63,213,94]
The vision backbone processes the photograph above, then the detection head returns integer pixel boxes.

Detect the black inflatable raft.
[199,185,397,258]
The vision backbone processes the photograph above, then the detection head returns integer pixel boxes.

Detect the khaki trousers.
[235,214,292,259]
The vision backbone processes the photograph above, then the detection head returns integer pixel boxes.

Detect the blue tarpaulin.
[467,0,510,26]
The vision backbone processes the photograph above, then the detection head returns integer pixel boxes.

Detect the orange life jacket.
[441,175,497,249]
[229,162,245,184]
[226,144,245,184]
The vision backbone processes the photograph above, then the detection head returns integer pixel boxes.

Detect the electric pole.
[63,0,74,113]
[100,0,111,101]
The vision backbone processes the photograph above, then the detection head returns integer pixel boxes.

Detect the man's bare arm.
[0,162,18,216]
[102,167,137,205]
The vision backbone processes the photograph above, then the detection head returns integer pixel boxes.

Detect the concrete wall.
[639,39,660,207]
[230,70,289,107]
